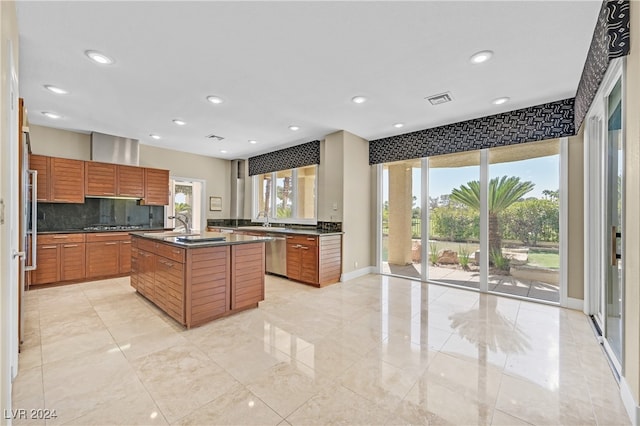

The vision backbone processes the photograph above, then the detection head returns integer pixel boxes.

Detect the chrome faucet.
[256,210,271,227]
[169,214,191,234]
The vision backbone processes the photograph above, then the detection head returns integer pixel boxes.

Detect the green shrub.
[490,249,510,271]
[429,242,439,265]
[458,245,470,270]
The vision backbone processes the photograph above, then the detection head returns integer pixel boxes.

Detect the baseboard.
[621,377,640,425]
[565,297,584,311]
[340,267,375,282]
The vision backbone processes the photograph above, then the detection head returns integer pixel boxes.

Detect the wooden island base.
[131,235,266,328]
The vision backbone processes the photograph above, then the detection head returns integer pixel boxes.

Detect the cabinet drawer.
[156,243,185,263]
[284,234,318,246]
[86,232,131,242]
[136,238,156,252]
[38,233,85,245]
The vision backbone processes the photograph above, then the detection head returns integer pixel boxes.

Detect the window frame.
[252,165,318,225]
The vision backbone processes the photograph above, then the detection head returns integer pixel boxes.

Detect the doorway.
[167,177,205,232]
[585,59,624,371]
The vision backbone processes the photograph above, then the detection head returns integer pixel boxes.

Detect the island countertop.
[130,230,272,248]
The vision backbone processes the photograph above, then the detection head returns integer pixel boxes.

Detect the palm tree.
[450,175,534,254]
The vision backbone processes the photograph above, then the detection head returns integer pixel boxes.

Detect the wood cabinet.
[85,162,146,198]
[130,236,265,328]
[85,232,131,279]
[286,234,341,287]
[117,165,145,198]
[85,161,117,196]
[143,168,169,205]
[119,239,132,274]
[31,154,166,204]
[29,154,51,201]
[50,157,85,203]
[31,234,86,285]
[231,243,265,310]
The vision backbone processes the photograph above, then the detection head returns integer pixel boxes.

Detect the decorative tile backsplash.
[37,198,165,231]
[206,219,342,233]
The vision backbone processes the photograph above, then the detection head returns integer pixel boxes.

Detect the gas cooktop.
[83,225,144,231]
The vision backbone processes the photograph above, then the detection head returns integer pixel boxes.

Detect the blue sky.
[383,155,559,202]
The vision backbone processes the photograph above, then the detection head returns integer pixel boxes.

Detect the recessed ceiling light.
[44,85,68,95]
[492,97,510,105]
[85,50,114,65]
[42,112,61,119]
[249,140,258,144]
[288,125,300,131]
[150,134,161,140]
[207,95,224,104]
[351,96,367,104]
[469,50,494,64]
[220,150,228,154]
[172,119,186,126]
[393,123,404,128]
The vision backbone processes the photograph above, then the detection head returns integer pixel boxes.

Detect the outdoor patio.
[383,262,559,303]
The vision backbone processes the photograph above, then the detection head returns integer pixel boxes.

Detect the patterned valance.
[369,98,575,165]
[248,140,320,176]
[574,0,630,130]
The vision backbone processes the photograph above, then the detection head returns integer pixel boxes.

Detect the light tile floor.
[12,274,630,425]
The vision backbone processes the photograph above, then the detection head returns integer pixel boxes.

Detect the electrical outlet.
[354,261,358,268]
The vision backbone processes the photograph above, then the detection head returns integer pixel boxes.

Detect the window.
[253,165,317,224]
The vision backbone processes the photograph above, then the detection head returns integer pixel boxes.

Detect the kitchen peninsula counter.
[130,232,271,328]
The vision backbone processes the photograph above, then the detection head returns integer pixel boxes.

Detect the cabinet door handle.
[166,262,174,268]
[121,241,132,244]
[306,238,315,241]
[105,242,117,245]
[102,192,115,195]
[286,236,294,239]
[53,236,69,239]
[300,246,309,250]
[41,245,56,249]
[172,249,181,254]
[63,244,78,248]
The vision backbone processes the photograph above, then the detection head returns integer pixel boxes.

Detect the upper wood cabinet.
[85,162,145,198]
[29,154,51,201]
[85,161,117,196]
[143,167,170,205]
[117,165,145,198]
[31,154,168,205]
[50,157,85,203]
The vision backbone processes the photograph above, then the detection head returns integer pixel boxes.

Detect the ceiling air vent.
[206,134,224,142]
[426,92,453,105]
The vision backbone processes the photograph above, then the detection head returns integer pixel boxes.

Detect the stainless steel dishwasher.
[265,233,287,276]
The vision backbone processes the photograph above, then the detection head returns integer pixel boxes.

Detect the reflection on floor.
[13,274,628,425]
[384,262,560,303]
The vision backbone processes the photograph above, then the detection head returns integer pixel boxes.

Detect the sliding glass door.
[585,60,624,369]
[380,140,563,305]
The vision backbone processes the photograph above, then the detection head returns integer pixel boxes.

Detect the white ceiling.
[16,1,601,160]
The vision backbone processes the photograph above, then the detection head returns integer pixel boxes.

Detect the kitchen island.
[130,231,271,328]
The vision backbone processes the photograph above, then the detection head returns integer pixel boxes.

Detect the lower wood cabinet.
[85,233,132,279]
[130,236,265,328]
[31,234,86,285]
[286,234,341,287]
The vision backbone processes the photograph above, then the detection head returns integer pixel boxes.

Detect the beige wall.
[0,0,19,419]
[318,133,344,222]
[28,126,231,224]
[567,128,585,300]
[29,125,90,160]
[624,0,640,407]
[341,131,372,274]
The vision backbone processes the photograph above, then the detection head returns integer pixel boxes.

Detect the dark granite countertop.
[36,227,171,235]
[130,231,272,248]
[207,225,344,236]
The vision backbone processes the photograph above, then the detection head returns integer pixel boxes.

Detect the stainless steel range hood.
[230,159,245,219]
[91,132,139,166]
